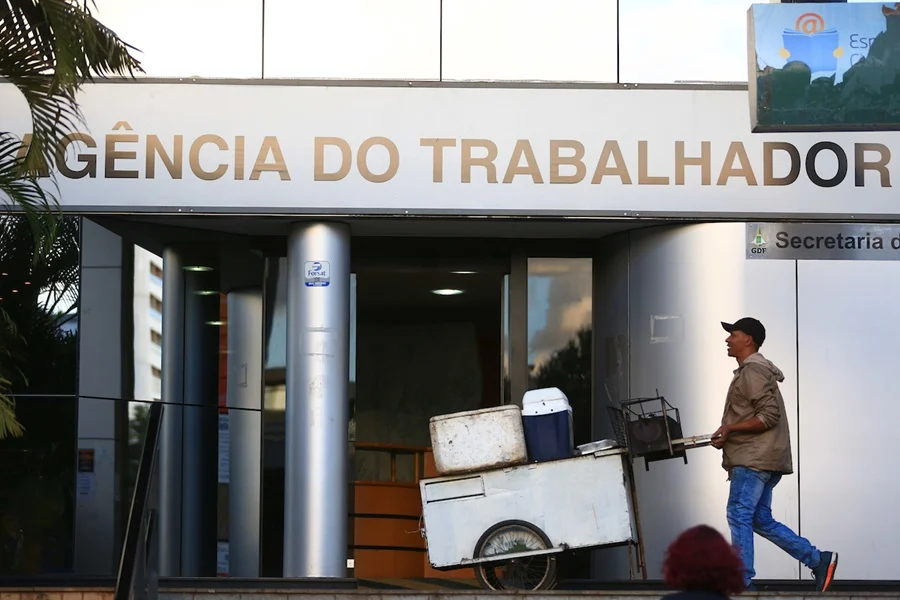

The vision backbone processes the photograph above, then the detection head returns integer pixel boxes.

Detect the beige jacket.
[720,353,793,475]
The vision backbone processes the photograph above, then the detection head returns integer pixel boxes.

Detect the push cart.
[417,393,713,591]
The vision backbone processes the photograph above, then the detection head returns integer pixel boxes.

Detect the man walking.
[711,317,838,592]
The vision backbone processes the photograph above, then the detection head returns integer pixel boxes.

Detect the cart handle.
[671,433,714,449]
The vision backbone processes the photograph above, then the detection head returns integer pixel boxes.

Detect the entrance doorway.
[349,254,508,581]
[259,237,598,583]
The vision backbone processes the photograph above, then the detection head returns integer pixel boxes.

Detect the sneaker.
[812,551,839,592]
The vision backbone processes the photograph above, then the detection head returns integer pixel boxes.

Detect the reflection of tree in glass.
[125,403,151,505]
[531,325,593,582]
[530,325,592,448]
[0,215,79,574]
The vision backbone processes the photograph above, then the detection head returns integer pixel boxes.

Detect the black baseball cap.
[721,317,766,347]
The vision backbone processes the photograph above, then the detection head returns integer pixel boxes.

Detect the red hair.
[662,525,746,596]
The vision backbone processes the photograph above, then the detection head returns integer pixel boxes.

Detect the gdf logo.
[750,226,767,255]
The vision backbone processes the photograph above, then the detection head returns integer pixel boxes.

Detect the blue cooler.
[521,387,574,462]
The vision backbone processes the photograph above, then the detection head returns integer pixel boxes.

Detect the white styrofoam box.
[420,448,636,569]
[522,387,573,417]
[429,405,528,475]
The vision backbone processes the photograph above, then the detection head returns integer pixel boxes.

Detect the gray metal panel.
[590,231,632,580]
[797,261,900,579]
[226,288,264,577]
[747,222,900,261]
[626,223,800,581]
[75,220,124,575]
[158,247,185,576]
[283,222,351,578]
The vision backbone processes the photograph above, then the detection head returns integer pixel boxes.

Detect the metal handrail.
[115,402,164,600]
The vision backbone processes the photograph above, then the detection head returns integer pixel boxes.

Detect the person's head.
[722,317,765,361]
[662,525,745,596]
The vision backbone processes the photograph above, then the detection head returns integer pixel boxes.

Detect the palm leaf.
[0,0,142,440]
[0,305,25,439]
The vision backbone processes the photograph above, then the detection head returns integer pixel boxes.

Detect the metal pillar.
[283,222,351,578]
[226,287,264,577]
[158,248,185,577]
[180,267,221,577]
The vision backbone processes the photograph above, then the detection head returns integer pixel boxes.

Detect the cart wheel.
[472,520,558,591]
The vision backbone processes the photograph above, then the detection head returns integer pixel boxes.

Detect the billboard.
[1,81,898,218]
[749,2,900,131]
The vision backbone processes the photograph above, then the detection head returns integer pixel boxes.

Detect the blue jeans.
[726,466,821,586]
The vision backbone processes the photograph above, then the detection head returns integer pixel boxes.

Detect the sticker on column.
[305,261,330,287]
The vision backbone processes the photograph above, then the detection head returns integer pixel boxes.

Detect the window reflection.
[526,258,593,447]
[0,215,80,575]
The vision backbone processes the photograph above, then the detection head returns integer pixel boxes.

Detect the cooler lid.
[521,387,572,416]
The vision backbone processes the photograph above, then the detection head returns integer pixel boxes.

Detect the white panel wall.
[797,261,900,580]
[91,0,762,83]
[263,0,440,79]
[626,223,800,580]
[618,0,750,83]
[441,0,618,82]
[94,0,263,78]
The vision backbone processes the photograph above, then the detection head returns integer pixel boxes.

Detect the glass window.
[526,258,593,447]
[0,215,80,575]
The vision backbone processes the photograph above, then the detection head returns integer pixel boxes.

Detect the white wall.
[593,222,900,581]
[92,0,758,83]
[625,223,800,580]
[796,261,900,580]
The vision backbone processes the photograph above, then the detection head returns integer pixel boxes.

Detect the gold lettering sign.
[12,127,893,190]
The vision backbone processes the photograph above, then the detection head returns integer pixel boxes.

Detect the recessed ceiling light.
[195,290,219,296]
[451,271,477,274]
[432,288,464,296]
[184,265,212,272]
[206,320,226,326]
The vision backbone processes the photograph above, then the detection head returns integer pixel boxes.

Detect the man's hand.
[711,425,730,449]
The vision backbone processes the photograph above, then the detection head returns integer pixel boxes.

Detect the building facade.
[2,0,899,587]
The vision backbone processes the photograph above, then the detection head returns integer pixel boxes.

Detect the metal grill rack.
[608,390,710,471]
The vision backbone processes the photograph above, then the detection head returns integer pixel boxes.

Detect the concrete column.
[226,287,263,577]
[283,222,351,578]
[158,247,184,577]
[180,267,221,577]
[74,219,128,575]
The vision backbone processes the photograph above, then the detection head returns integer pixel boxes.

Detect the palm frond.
[0,0,141,439]
[0,0,144,179]
[0,305,25,439]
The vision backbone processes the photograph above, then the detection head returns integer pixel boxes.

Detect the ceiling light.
[432,288,464,296]
[11,289,18,293]
[195,290,218,296]
[451,271,477,275]
[206,320,226,326]
[184,265,212,272]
